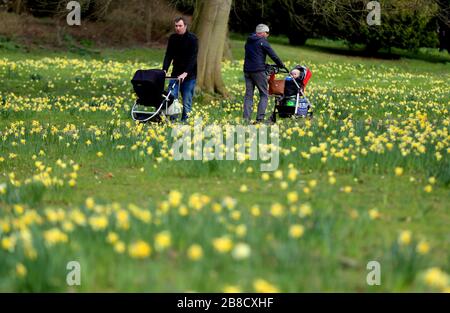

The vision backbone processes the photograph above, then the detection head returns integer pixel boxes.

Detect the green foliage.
[227,0,441,51]
[355,2,440,52]
[0,36,23,52]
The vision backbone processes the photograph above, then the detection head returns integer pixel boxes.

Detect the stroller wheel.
[269,113,277,123]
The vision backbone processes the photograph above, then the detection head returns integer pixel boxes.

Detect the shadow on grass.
[300,43,450,64]
[231,32,450,64]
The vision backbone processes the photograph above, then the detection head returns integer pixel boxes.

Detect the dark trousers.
[243,71,269,121]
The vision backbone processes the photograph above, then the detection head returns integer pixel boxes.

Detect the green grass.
[0,39,449,292]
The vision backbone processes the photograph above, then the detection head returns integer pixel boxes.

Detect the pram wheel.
[269,112,277,123]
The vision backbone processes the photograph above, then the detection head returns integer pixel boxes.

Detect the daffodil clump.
[0,49,448,292]
[1,192,317,292]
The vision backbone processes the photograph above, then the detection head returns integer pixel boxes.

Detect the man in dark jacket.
[163,17,198,122]
[243,24,285,123]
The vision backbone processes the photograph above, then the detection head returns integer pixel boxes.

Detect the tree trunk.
[56,19,63,46]
[14,0,22,14]
[55,0,72,46]
[146,1,153,44]
[223,28,233,60]
[437,0,450,52]
[192,0,232,96]
[95,0,113,20]
[287,31,308,46]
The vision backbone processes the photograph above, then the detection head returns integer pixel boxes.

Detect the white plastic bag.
[167,99,182,116]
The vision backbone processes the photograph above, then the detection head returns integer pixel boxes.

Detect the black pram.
[131,69,179,123]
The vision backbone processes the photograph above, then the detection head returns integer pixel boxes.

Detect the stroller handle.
[265,64,289,75]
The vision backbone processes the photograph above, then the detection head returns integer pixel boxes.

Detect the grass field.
[0,39,449,292]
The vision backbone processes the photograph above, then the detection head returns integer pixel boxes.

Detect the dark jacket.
[244,33,284,73]
[163,31,198,80]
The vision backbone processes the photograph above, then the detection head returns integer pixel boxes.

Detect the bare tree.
[146,0,153,43]
[91,0,112,20]
[4,0,24,13]
[144,0,168,44]
[13,0,22,13]
[436,0,450,51]
[28,0,113,45]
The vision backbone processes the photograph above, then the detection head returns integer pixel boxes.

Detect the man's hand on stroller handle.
[178,72,188,82]
[266,64,289,75]
[162,69,187,82]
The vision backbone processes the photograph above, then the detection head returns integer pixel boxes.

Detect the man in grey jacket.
[243,24,285,124]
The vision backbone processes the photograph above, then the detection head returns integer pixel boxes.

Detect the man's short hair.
[174,16,187,25]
